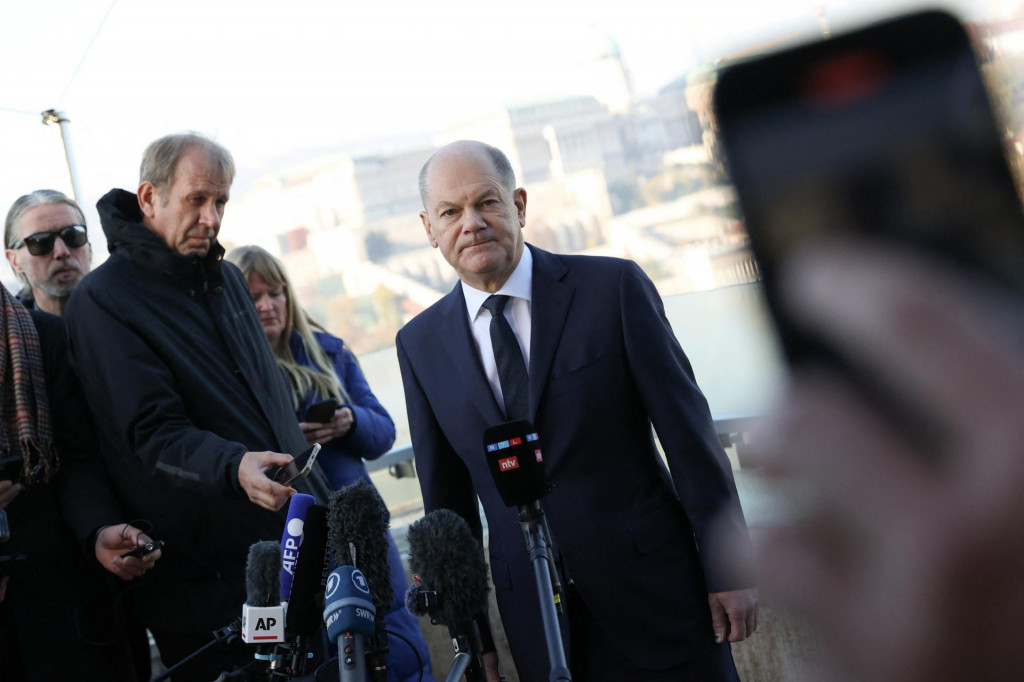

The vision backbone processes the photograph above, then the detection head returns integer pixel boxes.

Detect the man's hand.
[480,651,503,682]
[95,523,163,580]
[299,406,354,446]
[709,588,759,643]
[0,480,22,510]
[238,451,297,511]
[753,240,1024,682]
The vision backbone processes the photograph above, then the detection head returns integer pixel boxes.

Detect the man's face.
[139,147,230,257]
[5,203,92,300]
[420,145,526,292]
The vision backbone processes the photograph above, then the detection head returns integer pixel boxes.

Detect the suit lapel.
[434,284,507,425]
[528,246,573,420]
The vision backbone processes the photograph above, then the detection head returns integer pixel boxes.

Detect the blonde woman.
[227,245,435,682]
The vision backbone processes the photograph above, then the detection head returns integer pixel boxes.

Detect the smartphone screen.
[305,398,339,424]
[714,10,1024,368]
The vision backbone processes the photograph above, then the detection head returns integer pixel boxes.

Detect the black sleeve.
[32,311,125,555]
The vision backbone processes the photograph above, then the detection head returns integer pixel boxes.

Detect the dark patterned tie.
[481,295,529,420]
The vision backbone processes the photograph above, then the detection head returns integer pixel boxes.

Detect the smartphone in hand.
[271,443,322,487]
[120,539,164,559]
[305,399,340,424]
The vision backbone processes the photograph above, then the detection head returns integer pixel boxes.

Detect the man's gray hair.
[139,132,235,192]
[418,141,516,208]
[5,189,86,250]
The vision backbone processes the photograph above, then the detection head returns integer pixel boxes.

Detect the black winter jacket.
[65,189,329,634]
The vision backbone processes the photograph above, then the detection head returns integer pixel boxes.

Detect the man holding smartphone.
[65,132,331,681]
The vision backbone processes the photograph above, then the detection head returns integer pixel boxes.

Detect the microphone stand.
[517,501,572,682]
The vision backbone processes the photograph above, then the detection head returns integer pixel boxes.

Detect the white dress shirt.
[461,246,533,412]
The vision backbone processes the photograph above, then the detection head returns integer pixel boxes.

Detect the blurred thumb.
[709,595,727,644]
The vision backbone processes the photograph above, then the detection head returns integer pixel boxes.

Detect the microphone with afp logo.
[483,420,572,682]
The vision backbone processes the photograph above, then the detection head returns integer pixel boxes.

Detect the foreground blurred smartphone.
[714,10,1024,373]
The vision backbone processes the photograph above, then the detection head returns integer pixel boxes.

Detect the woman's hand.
[299,406,354,446]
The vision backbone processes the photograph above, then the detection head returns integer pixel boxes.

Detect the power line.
[56,0,119,107]
[0,106,39,117]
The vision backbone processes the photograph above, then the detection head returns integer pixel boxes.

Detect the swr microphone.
[406,509,490,682]
[483,421,572,682]
[326,479,394,682]
[280,492,316,603]
[242,541,285,645]
[323,564,376,682]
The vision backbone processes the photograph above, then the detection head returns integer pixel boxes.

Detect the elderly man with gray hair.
[4,189,92,315]
[65,132,331,681]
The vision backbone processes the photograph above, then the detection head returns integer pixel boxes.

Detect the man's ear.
[5,248,23,276]
[514,188,527,228]
[420,211,438,248]
[137,182,158,219]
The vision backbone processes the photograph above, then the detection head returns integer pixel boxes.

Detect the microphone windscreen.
[286,504,329,636]
[406,509,490,626]
[483,420,549,507]
[327,479,394,615]
[280,493,316,602]
[245,540,282,607]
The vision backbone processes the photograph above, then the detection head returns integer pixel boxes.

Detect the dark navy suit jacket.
[397,245,752,680]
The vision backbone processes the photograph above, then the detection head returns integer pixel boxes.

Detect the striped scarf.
[0,284,57,486]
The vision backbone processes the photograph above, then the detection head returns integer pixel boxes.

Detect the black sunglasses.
[11,225,88,256]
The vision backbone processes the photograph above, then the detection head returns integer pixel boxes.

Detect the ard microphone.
[326,479,394,682]
[280,492,316,603]
[242,541,285,644]
[406,509,490,682]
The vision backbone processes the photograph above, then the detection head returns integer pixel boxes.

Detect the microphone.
[326,479,394,682]
[279,503,330,678]
[483,421,572,682]
[241,541,285,645]
[323,564,376,682]
[405,509,490,682]
[280,492,316,603]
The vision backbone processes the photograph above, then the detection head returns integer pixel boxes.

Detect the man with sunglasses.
[4,190,92,316]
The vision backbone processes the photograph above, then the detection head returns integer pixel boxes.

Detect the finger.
[782,241,1024,442]
[762,377,932,527]
[708,596,728,644]
[727,615,747,643]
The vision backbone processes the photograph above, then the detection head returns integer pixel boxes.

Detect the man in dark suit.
[396,140,757,681]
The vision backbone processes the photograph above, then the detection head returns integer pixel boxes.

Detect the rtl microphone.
[280,492,316,603]
[242,541,285,645]
[406,509,490,682]
[483,421,572,682]
[325,479,394,682]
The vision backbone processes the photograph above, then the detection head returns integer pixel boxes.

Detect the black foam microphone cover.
[327,479,394,616]
[286,504,330,637]
[245,541,282,607]
[406,509,490,626]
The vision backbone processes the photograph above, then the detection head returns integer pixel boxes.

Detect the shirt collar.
[463,245,533,320]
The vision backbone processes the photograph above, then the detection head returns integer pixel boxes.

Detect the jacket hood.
[96,188,226,281]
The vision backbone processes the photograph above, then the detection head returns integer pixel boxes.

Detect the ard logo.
[498,456,519,471]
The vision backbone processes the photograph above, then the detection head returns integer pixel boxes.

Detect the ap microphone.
[280,492,316,603]
[242,541,285,644]
[406,509,490,682]
[326,479,394,682]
